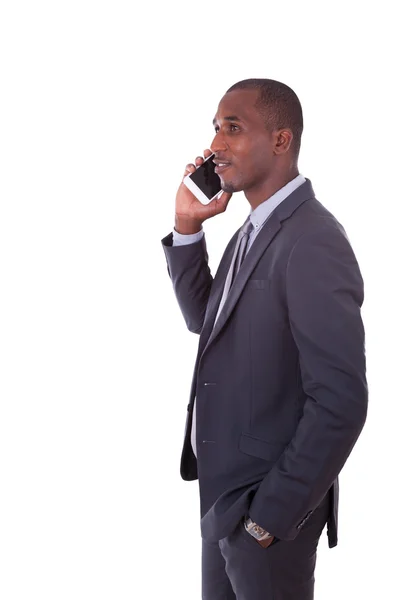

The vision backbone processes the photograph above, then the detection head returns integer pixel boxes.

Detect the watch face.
[245,520,271,540]
[252,525,267,539]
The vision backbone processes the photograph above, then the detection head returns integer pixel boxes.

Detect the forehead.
[213,89,263,125]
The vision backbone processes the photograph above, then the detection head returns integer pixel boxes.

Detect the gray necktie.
[214,217,254,325]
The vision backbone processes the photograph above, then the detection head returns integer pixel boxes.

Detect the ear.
[273,129,293,155]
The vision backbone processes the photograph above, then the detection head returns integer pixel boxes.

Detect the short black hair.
[226,78,303,157]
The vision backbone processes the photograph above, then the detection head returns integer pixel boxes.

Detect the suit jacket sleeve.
[161,232,213,334]
[248,224,368,541]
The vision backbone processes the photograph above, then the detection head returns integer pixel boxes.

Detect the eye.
[214,123,240,133]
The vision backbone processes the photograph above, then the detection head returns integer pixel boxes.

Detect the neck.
[244,166,299,211]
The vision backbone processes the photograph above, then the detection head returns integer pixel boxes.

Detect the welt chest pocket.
[246,279,269,290]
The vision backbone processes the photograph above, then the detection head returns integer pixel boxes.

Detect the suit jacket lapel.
[202,212,281,356]
[200,179,316,358]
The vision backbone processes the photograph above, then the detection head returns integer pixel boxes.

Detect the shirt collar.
[249,174,306,232]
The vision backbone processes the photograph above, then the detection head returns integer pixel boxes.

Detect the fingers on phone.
[183,163,196,179]
[183,151,212,179]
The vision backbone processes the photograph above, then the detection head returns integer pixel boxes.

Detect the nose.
[210,130,228,154]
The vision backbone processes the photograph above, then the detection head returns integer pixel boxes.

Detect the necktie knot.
[241,217,254,237]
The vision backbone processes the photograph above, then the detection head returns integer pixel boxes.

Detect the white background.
[0,1,398,598]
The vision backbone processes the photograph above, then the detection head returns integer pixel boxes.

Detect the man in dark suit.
[162,79,367,599]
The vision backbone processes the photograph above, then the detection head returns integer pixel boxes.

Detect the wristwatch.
[244,516,273,542]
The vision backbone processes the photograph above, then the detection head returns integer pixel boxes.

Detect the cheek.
[235,142,260,169]
[231,141,263,180]
[232,147,251,172]
[234,160,255,183]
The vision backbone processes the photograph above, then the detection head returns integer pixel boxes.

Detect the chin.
[221,180,241,194]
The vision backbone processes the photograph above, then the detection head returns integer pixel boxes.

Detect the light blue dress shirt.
[173,174,306,457]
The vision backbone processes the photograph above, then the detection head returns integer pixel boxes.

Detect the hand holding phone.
[175,150,232,234]
[183,153,222,204]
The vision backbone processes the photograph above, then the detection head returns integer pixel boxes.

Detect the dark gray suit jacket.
[162,179,367,548]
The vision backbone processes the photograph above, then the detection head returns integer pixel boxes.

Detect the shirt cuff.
[172,227,204,246]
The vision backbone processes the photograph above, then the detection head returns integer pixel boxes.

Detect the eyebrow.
[212,115,243,126]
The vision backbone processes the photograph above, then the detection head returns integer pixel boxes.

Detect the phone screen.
[189,155,221,200]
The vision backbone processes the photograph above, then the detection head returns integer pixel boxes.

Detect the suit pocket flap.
[239,433,287,462]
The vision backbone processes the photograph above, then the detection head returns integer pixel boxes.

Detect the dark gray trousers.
[201,494,330,600]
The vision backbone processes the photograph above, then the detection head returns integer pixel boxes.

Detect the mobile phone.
[183,153,222,204]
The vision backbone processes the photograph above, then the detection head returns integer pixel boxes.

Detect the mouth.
[213,161,231,174]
